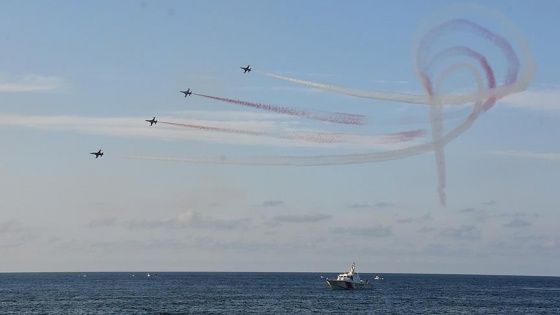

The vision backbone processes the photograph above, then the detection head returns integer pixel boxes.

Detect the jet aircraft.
[90,150,103,158]
[180,88,192,97]
[145,117,157,126]
[240,65,251,73]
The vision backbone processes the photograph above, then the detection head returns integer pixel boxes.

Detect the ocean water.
[0,272,559,314]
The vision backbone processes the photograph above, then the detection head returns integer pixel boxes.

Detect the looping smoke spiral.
[416,18,523,205]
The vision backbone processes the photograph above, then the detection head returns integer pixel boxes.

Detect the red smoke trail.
[382,129,426,143]
[287,132,347,143]
[192,93,366,125]
[162,120,423,145]
[160,121,263,137]
[160,121,347,144]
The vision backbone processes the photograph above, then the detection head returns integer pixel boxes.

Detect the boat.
[325,262,372,290]
[374,275,384,280]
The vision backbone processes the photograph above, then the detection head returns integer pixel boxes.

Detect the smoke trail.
[129,8,535,206]
[256,71,429,105]
[160,121,263,137]
[160,120,421,145]
[160,121,347,144]
[132,17,531,165]
[415,18,517,205]
[192,93,366,125]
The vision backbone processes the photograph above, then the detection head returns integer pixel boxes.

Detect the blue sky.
[1,0,559,276]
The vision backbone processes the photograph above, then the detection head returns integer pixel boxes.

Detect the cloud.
[540,240,560,250]
[458,208,492,222]
[537,83,560,88]
[0,220,22,234]
[398,213,433,224]
[350,203,372,209]
[126,211,250,231]
[417,226,435,233]
[329,225,392,238]
[261,200,284,207]
[493,150,560,161]
[480,200,497,206]
[501,88,560,112]
[440,225,481,240]
[503,218,532,228]
[349,202,394,209]
[375,202,394,208]
[0,74,65,92]
[193,236,280,253]
[459,208,489,215]
[422,243,470,256]
[90,238,188,251]
[88,216,118,228]
[270,213,331,224]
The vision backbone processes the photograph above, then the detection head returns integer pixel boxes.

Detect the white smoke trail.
[125,53,487,168]
[256,70,533,107]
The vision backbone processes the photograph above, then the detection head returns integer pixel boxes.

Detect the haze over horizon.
[1,1,559,276]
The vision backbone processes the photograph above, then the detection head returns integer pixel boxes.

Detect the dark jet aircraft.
[90,150,104,158]
[180,88,192,97]
[240,65,251,73]
[145,117,157,126]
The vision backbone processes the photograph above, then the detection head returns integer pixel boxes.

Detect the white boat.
[325,262,372,290]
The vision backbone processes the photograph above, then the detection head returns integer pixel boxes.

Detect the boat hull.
[326,279,372,290]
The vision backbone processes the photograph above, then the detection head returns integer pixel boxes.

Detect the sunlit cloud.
[500,88,560,112]
[0,74,65,92]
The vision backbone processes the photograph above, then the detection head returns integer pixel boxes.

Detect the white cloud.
[126,211,250,231]
[500,89,560,112]
[493,150,560,161]
[0,74,65,92]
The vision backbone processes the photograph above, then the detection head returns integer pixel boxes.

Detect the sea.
[0,272,559,314]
